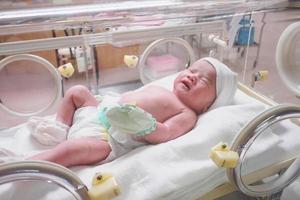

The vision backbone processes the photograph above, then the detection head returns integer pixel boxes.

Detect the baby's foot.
[26,116,48,133]
[29,118,69,146]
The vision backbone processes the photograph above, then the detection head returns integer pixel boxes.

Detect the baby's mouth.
[181,80,191,90]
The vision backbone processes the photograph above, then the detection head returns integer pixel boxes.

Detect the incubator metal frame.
[0,1,287,33]
[0,21,226,55]
[0,1,289,119]
[228,21,300,199]
[0,20,226,77]
[0,20,226,119]
[0,161,89,200]
[228,104,300,199]
[198,83,300,200]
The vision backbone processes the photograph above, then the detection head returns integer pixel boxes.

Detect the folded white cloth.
[201,57,238,110]
[27,117,69,146]
[0,148,23,163]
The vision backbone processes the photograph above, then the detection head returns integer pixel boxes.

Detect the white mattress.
[0,74,300,200]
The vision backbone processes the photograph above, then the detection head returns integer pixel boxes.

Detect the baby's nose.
[187,74,197,84]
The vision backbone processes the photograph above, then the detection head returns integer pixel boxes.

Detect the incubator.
[0,0,291,128]
[1,1,300,200]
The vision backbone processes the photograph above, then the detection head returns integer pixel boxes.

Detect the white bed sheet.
[1,75,300,200]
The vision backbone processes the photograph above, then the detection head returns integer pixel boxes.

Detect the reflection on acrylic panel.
[0,59,57,114]
[0,180,76,200]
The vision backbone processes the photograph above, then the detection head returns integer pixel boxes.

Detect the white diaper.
[69,94,147,162]
[67,106,108,140]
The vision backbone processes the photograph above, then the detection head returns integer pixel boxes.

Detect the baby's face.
[173,60,216,113]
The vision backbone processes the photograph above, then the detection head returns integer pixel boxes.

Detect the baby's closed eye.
[200,77,212,86]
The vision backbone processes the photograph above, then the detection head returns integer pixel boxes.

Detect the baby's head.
[173,57,237,114]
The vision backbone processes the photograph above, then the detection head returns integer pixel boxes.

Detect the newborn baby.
[27,57,237,167]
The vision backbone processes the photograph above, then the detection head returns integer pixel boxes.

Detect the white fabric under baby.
[27,117,69,146]
[0,148,23,163]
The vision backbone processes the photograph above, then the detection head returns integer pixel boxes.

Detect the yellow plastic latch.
[209,142,239,168]
[258,70,269,81]
[209,142,230,153]
[124,55,139,68]
[88,172,120,200]
[58,63,75,78]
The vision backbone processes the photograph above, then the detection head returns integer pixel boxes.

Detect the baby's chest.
[139,95,182,122]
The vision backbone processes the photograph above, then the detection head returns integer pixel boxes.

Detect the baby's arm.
[141,110,197,144]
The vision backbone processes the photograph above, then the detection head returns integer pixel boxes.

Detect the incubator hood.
[0,0,288,34]
[0,0,294,128]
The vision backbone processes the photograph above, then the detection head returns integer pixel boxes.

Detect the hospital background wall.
[226,8,300,105]
[1,8,300,129]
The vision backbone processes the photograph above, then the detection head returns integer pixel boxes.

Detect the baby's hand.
[105,104,156,136]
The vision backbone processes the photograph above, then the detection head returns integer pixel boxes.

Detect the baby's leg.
[27,85,99,146]
[29,138,111,167]
[57,85,99,126]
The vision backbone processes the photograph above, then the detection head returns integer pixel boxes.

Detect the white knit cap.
[201,57,237,110]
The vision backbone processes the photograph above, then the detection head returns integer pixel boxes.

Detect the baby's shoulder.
[144,85,171,93]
